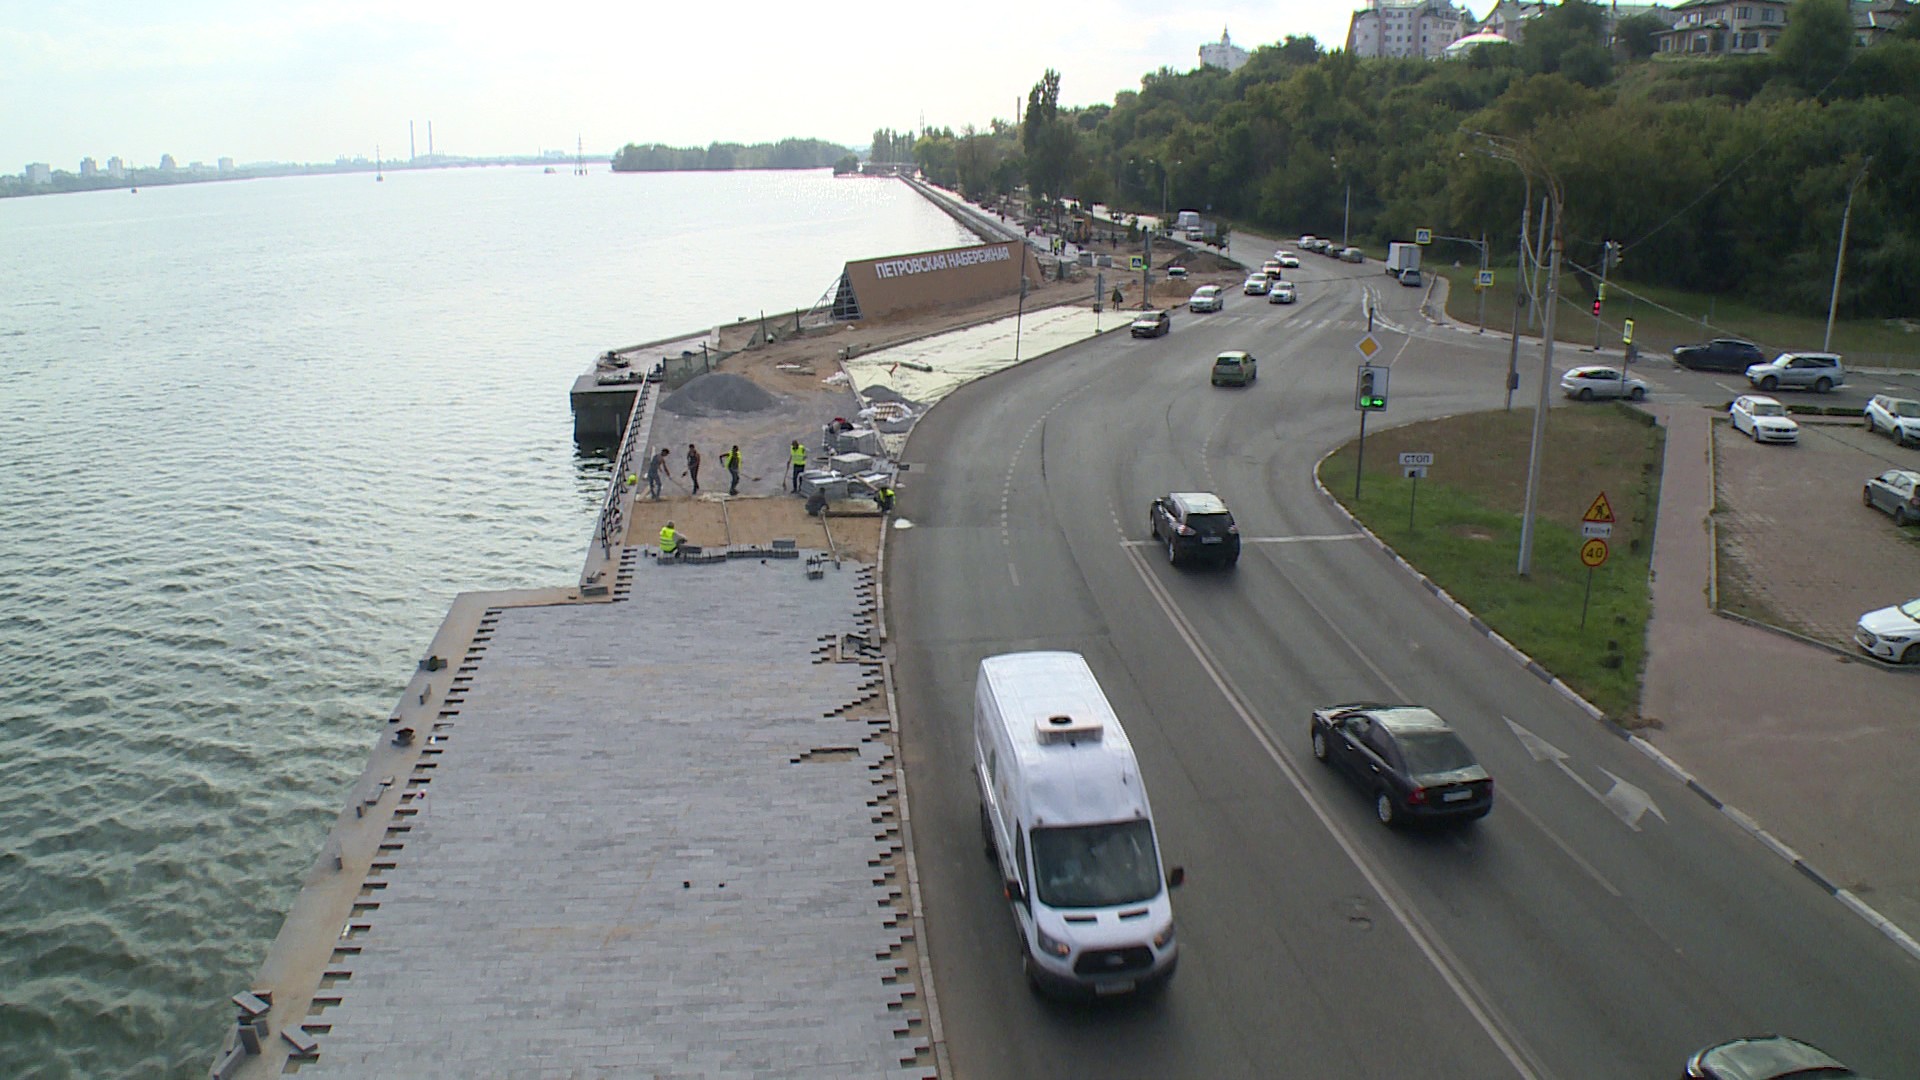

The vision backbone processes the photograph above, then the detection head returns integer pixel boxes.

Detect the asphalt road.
[888,254,1920,1078]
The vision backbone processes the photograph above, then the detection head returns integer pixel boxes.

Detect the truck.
[974,651,1184,997]
[1386,242,1421,277]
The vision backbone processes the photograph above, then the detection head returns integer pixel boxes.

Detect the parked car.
[1864,469,1920,525]
[1561,365,1648,401]
[1684,1035,1867,1080]
[1673,338,1765,373]
[1310,704,1493,827]
[1165,265,1188,279]
[1148,491,1241,567]
[1266,281,1296,304]
[1277,252,1300,268]
[1864,393,1920,445]
[1856,597,1920,663]
[1746,351,1845,393]
[1297,234,1317,249]
[1339,247,1365,264]
[1396,268,1422,287]
[1242,273,1271,296]
[1130,310,1171,338]
[1188,285,1224,313]
[1729,395,1799,444]
[1210,350,1257,387]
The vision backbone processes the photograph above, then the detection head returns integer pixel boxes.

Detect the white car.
[1188,285,1224,313]
[1276,252,1300,268]
[1864,393,1920,445]
[1729,394,1798,444]
[1243,273,1271,296]
[1855,597,1920,663]
[1560,365,1647,401]
[1266,281,1296,304]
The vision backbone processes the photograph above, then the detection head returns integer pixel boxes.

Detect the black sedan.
[1309,704,1492,826]
[1673,338,1765,373]
[1130,310,1171,338]
[1685,1035,1868,1079]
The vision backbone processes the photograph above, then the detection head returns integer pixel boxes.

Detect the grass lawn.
[1426,261,1920,369]
[1320,405,1665,722]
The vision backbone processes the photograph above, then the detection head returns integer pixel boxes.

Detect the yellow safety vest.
[790,445,807,466]
[659,526,677,553]
[722,450,740,469]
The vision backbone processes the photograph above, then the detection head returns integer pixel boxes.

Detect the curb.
[1312,450,1920,964]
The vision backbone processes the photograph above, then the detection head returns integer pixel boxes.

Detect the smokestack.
[428,122,434,160]
[410,121,416,163]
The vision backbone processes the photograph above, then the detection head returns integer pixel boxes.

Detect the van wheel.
[1815,378,1833,393]
[1375,792,1398,827]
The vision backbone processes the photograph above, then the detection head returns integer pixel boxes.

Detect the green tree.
[1615,13,1668,59]
[833,154,859,175]
[1022,69,1078,212]
[1519,0,1612,85]
[1773,0,1856,94]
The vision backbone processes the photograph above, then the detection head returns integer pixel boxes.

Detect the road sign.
[1477,269,1495,287]
[1622,319,1635,344]
[1399,452,1434,466]
[1355,334,1382,360]
[1582,492,1616,524]
[1403,465,1428,479]
[1415,228,1432,245]
[1581,539,1609,568]
[1129,255,1145,271]
[1582,522,1613,539]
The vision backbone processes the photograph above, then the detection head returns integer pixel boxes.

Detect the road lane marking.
[1507,718,1666,832]
[1122,544,1548,1080]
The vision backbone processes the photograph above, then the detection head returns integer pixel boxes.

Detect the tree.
[1519,0,1612,85]
[1022,70,1078,212]
[1615,13,1668,60]
[1773,0,1855,95]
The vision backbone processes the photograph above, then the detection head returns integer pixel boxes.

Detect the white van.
[974,651,1183,997]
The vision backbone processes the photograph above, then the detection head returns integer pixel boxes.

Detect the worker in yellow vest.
[659,521,679,559]
[788,440,807,494]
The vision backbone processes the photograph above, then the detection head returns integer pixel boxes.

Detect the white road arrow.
[1505,717,1665,831]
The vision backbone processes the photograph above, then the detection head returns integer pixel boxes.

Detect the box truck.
[1386,242,1421,276]
[974,652,1183,997]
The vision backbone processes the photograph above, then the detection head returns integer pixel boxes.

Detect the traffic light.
[1592,298,1603,317]
[1355,364,1387,411]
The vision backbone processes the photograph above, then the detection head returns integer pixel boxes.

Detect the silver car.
[1745,351,1845,393]
[1864,393,1920,445]
[1561,365,1647,401]
[1339,247,1365,264]
[1864,469,1920,525]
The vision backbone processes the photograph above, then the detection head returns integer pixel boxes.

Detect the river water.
[0,166,974,1078]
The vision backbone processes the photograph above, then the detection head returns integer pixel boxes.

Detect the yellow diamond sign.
[1356,334,1382,360]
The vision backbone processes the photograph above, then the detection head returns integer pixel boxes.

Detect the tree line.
[611,137,851,172]
[897,0,1920,318]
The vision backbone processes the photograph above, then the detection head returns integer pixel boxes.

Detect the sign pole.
[1355,410,1368,503]
[1581,566,1594,628]
[1409,473,1418,533]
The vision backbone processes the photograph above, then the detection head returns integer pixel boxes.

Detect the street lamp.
[1824,157,1870,353]
[1476,133,1565,578]
[1331,156,1351,247]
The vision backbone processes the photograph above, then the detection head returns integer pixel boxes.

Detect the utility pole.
[1527,195,1547,330]
[1478,232,1489,333]
[1825,159,1870,353]
[1518,191,1563,578]
[1141,231,1153,310]
[1342,183,1352,248]
[1593,240,1614,351]
[1506,206,1528,411]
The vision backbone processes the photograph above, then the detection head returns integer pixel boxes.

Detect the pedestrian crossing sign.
[1477,270,1495,287]
[1129,255,1145,271]
[1415,228,1432,245]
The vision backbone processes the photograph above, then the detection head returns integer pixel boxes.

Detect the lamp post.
[1331,156,1351,247]
[1824,158,1870,353]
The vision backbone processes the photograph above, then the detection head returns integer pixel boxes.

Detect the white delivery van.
[974,651,1183,997]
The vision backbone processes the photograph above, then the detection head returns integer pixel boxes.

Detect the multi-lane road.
[888,254,1920,1078]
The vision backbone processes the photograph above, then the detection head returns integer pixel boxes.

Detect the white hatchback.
[1560,366,1647,401]
[1729,395,1799,444]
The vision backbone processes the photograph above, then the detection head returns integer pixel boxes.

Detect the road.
[888,251,1920,1078]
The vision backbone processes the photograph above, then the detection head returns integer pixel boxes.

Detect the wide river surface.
[0,166,974,1078]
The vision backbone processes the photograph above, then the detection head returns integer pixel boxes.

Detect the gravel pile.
[662,372,780,417]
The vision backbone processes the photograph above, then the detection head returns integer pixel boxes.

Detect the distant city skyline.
[3,1,1363,168]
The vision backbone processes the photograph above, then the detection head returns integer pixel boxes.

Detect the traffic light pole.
[1354,409,1369,503]
[1592,241,1612,352]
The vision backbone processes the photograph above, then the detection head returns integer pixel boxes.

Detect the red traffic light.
[1591,299,1602,316]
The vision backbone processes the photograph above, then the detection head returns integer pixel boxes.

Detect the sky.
[3,0,1368,169]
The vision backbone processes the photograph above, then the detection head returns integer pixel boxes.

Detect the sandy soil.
[619,238,1241,556]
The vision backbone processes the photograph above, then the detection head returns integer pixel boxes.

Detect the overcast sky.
[4,1,1367,168]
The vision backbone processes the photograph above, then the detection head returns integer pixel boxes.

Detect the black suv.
[1672,338,1763,373]
[1148,492,1240,567]
[1310,704,1493,826]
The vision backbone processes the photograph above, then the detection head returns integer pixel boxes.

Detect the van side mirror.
[1004,879,1026,905]
[1166,866,1185,890]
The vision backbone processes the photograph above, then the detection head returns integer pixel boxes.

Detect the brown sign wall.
[842,241,1044,322]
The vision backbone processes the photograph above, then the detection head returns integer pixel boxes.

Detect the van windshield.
[1030,820,1161,909]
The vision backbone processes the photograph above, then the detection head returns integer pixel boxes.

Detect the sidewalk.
[1639,404,1920,937]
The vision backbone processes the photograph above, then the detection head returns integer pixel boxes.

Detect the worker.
[659,521,679,559]
[721,445,742,496]
[875,483,895,513]
[788,440,807,494]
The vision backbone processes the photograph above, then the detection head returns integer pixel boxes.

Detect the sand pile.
[662,372,780,417]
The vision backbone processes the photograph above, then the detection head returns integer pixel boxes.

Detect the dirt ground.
[619,242,1242,558]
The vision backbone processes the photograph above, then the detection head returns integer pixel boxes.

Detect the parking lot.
[1713,416,1920,649]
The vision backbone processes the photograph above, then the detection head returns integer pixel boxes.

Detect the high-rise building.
[1347,0,1467,59]
[107,156,126,178]
[25,163,52,184]
[80,157,99,177]
[1199,27,1251,71]
[159,154,177,171]
[218,157,234,173]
